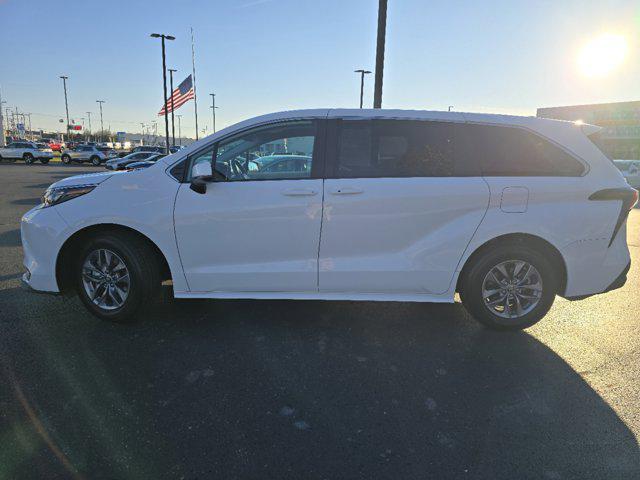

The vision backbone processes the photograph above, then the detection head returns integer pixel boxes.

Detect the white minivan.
[21,109,638,330]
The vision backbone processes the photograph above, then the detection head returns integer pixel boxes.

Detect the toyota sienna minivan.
[21,109,638,330]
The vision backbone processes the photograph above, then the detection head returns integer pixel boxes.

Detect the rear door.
[2,143,18,158]
[319,119,490,295]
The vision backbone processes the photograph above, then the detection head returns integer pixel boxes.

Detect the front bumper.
[21,205,70,293]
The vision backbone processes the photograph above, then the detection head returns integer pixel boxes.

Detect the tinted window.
[459,124,584,176]
[335,120,457,178]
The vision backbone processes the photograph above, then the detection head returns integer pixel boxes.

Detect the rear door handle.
[282,188,318,197]
[330,187,363,195]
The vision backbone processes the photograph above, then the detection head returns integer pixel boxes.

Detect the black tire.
[75,232,161,323]
[23,153,34,164]
[61,154,71,164]
[460,245,558,330]
[40,158,50,164]
[90,156,101,166]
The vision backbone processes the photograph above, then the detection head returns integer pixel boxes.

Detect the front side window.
[189,121,317,181]
[335,120,456,178]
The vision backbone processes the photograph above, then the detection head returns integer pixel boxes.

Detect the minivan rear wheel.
[460,246,557,330]
[75,232,160,323]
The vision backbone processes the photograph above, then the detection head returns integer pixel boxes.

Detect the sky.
[1,0,639,138]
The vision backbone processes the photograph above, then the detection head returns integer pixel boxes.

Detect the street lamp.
[59,75,70,140]
[150,33,175,154]
[86,111,92,141]
[209,93,219,133]
[168,68,177,146]
[354,69,371,109]
[176,114,182,145]
[96,100,106,142]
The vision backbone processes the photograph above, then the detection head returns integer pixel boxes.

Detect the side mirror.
[189,161,231,194]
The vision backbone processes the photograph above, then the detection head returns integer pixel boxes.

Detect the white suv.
[0,141,54,164]
[20,109,638,329]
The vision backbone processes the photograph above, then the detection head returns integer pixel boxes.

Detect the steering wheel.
[231,158,249,179]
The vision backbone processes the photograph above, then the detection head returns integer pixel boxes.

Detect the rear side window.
[335,120,459,178]
[458,124,584,176]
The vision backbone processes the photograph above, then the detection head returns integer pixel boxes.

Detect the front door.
[319,119,490,295]
[174,120,325,293]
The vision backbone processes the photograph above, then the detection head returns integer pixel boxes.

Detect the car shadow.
[1,287,638,479]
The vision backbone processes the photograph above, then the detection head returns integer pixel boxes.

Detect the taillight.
[589,187,638,246]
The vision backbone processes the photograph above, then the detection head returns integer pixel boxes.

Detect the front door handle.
[330,187,363,195]
[282,188,318,196]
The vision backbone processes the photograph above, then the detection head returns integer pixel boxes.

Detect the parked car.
[46,139,65,152]
[60,145,116,166]
[613,159,640,189]
[0,141,54,164]
[21,109,638,329]
[104,152,163,170]
[170,145,186,154]
[121,160,157,170]
[131,145,165,154]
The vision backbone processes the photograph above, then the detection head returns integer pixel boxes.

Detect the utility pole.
[59,75,71,140]
[168,68,177,146]
[140,123,146,145]
[0,87,5,145]
[96,100,105,142]
[27,113,32,140]
[86,111,92,141]
[150,33,175,154]
[176,114,182,145]
[354,69,371,108]
[209,93,218,133]
[373,0,388,109]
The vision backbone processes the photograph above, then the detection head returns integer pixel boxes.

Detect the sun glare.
[578,34,628,77]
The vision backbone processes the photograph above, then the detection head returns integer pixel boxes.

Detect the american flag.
[158,74,194,116]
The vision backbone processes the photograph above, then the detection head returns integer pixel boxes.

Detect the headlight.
[42,184,97,208]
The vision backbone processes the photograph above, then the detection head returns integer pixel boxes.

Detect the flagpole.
[191,27,199,140]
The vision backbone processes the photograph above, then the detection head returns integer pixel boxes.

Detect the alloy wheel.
[81,248,131,311]
[481,260,543,319]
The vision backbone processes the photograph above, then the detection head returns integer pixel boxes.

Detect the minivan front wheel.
[75,233,160,323]
[460,246,557,330]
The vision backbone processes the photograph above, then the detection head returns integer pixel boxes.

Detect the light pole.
[150,33,175,154]
[209,93,218,133]
[168,68,177,146]
[27,113,32,140]
[373,0,388,108]
[176,114,182,145]
[140,122,146,145]
[354,69,371,108]
[86,111,92,141]
[0,87,6,145]
[59,75,70,140]
[96,100,105,142]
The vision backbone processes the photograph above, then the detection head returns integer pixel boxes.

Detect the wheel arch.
[56,223,172,294]
[456,233,567,296]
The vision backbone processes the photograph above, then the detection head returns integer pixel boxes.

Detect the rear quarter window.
[457,124,585,177]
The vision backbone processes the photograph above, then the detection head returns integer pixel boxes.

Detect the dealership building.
[537,100,640,160]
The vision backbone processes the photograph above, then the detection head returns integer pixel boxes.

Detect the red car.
[47,140,64,152]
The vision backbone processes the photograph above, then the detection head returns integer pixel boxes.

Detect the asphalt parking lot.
[1,163,639,479]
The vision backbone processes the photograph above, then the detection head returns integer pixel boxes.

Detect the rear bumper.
[565,260,630,300]
[561,221,631,298]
